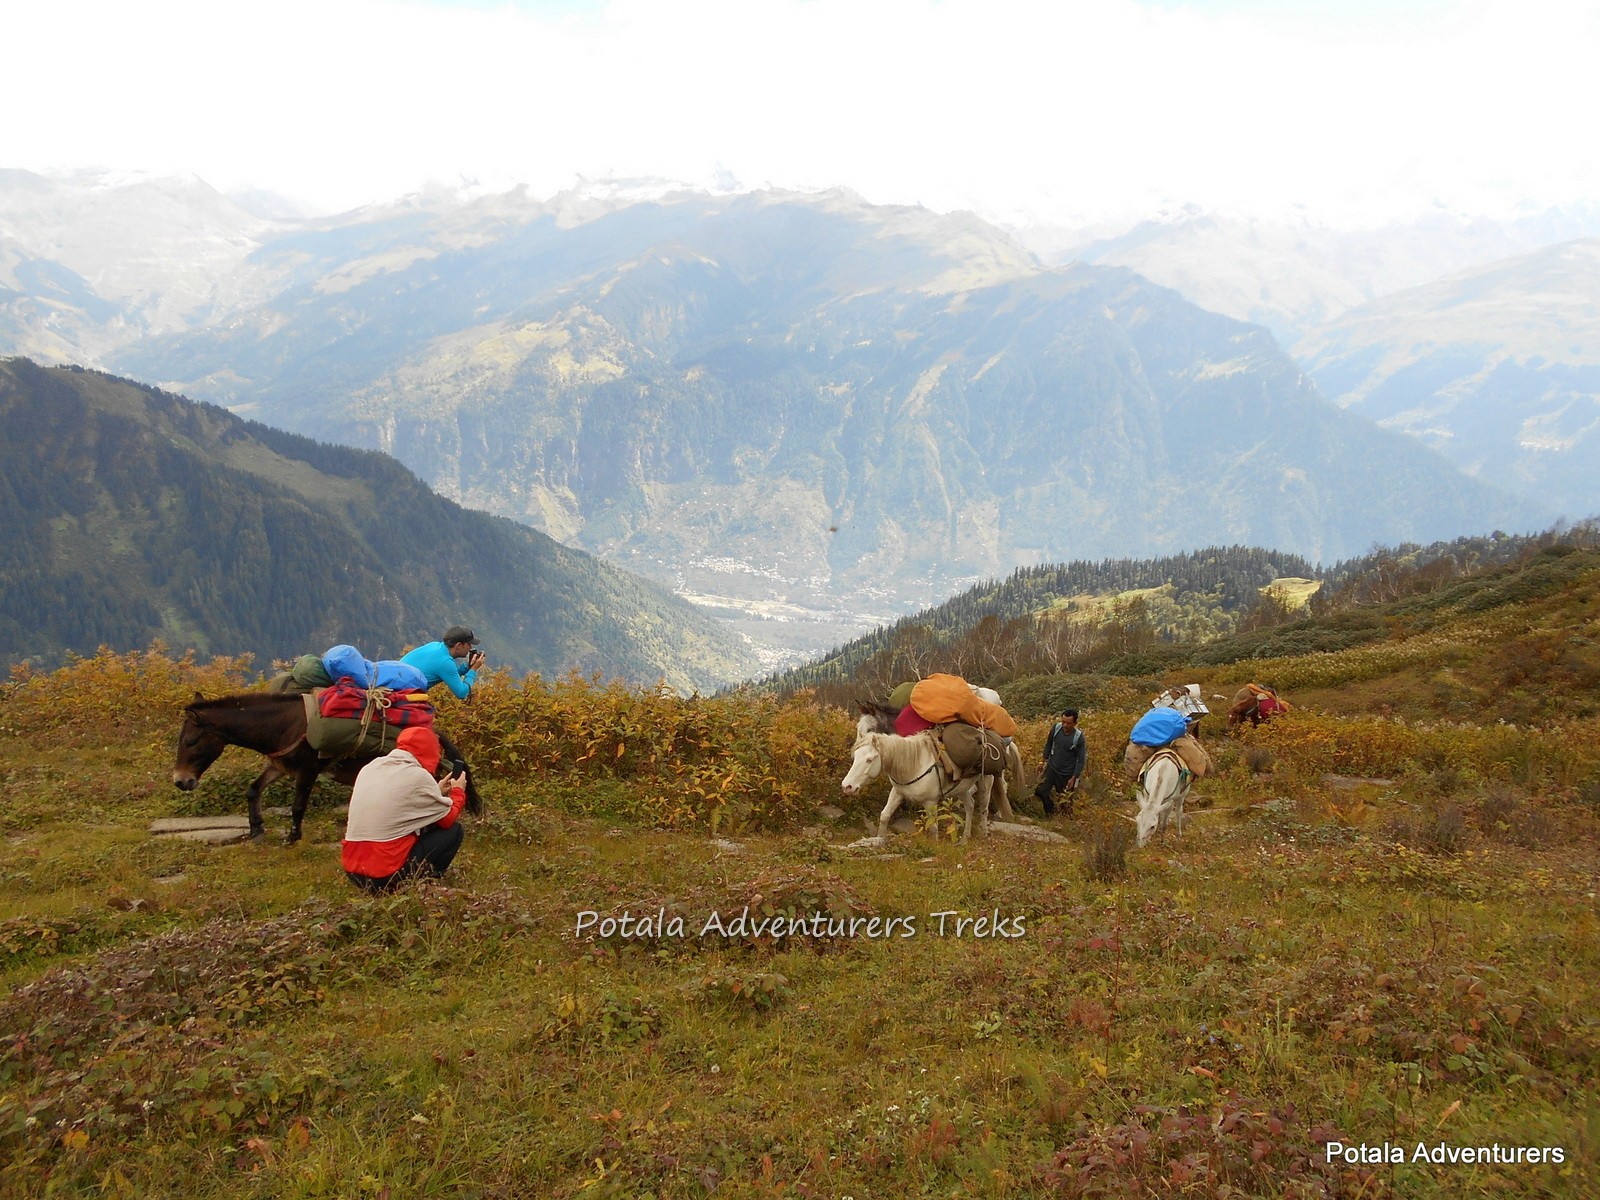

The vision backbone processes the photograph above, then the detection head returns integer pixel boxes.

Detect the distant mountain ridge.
[1013,206,1600,344]
[1296,238,1600,517]
[105,190,1544,641]
[0,358,758,689]
[0,169,280,361]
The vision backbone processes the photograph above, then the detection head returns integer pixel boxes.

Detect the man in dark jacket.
[1035,709,1087,817]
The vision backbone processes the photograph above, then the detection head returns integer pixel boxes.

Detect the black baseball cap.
[443,626,479,646]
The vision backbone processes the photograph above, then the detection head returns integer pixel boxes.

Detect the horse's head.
[172,700,229,790]
[855,702,897,742]
[1134,754,1189,847]
[841,734,883,796]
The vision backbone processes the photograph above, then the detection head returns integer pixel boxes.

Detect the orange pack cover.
[908,673,1018,738]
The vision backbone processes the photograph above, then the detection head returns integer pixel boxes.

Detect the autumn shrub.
[0,644,256,748]
[1081,821,1133,882]
[1386,803,1468,856]
[1307,955,1594,1090]
[441,674,853,830]
[538,991,659,1048]
[1246,711,1600,784]
[692,969,791,1012]
[4,649,859,831]
[1037,1096,1383,1198]
[0,890,532,1153]
[1243,744,1277,774]
[1475,785,1556,849]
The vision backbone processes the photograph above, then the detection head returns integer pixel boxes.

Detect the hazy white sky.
[4,0,1597,225]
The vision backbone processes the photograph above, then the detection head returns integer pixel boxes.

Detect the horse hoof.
[281,832,303,847]
[248,828,266,842]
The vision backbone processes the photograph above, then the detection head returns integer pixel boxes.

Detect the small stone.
[152,874,189,885]
[710,838,744,853]
[817,804,845,822]
[836,836,888,851]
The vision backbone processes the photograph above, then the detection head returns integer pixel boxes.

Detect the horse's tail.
[1005,739,1026,790]
[436,730,484,816]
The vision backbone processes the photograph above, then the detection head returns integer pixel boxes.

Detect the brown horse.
[172,693,483,843]
[1227,685,1289,730]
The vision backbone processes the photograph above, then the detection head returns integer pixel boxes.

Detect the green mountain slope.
[0,358,757,689]
[765,527,1592,703]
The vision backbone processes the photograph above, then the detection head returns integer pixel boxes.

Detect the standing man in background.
[402,626,484,701]
[1035,708,1087,817]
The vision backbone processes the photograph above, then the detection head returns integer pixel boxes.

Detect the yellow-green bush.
[443,674,855,830]
[0,645,256,746]
[1243,711,1600,785]
[2,653,859,831]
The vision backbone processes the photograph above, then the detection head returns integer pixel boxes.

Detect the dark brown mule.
[172,693,483,843]
[1227,686,1287,730]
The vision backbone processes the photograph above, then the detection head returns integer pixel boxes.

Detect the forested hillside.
[767,526,1598,707]
[0,358,757,689]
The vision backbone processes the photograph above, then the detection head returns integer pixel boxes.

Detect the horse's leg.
[245,760,287,839]
[996,750,1018,823]
[436,731,482,816]
[287,762,319,845]
[961,784,976,844]
[876,787,906,840]
[1159,772,1185,840]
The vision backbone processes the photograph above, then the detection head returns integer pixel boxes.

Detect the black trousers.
[1034,770,1075,816]
[347,823,464,894]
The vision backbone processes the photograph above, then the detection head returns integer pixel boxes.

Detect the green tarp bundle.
[267,654,335,695]
[300,694,399,759]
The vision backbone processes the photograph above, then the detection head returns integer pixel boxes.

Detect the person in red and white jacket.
[342,727,467,892]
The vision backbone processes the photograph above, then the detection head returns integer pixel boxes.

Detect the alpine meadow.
[3,1,1600,1196]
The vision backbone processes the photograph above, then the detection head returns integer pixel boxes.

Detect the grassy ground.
[3,711,1598,1199]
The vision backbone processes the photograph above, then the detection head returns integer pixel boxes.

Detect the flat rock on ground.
[150,815,252,834]
[985,821,1072,843]
[170,828,252,845]
[1321,774,1397,789]
[837,835,890,851]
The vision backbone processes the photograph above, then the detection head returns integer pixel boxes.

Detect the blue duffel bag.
[1129,707,1190,747]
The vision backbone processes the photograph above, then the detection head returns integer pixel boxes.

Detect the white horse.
[841,732,984,841]
[1134,750,1191,847]
[853,706,1024,831]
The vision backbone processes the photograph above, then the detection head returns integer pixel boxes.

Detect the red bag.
[317,680,435,728]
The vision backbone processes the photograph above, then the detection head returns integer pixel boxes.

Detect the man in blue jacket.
[401,626,484,700]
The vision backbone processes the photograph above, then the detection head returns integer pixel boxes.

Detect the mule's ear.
[193,691,205,702]
[856,701,872,714]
